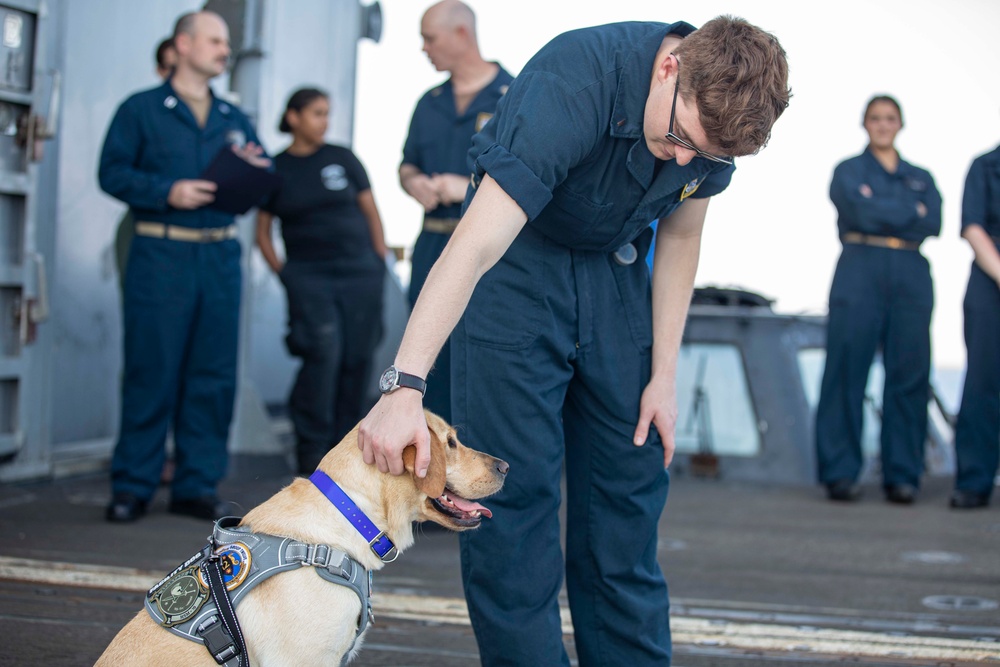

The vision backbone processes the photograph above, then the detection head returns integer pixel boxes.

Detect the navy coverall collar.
[610,21,696,140]
[861,144,914,178]
[610,21,700,191]
[430,62,508,120]
[159,78,235,134]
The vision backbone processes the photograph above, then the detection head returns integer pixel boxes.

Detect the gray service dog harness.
[145,516,373,667]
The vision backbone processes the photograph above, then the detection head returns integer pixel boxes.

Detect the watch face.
[379,366,398,393]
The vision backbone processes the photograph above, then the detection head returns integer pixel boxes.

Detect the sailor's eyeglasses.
[665,63,734,166]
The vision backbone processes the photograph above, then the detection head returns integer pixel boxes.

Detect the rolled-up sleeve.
[401,99,423,169]
[470,71,600,221]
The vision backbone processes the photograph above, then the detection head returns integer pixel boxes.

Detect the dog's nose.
[496,459,509,476]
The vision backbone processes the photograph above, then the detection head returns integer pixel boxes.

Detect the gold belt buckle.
[201,226,232,242]
[886,237,904,249]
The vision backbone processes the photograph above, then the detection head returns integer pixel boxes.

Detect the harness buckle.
[301,543,331,568]
[215,646,238,663]
[197,615,239,665]
[311,544,330,567]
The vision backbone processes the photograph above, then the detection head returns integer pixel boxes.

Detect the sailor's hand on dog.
[359,392,430,477]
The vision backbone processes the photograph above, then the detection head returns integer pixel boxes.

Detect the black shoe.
[949,490,989,509]
[169,495,230,521]
[826,479,861,502]
[106,493,147,523]
[884,483,916,505]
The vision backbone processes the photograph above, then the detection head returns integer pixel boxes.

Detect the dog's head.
[401,410,508,531]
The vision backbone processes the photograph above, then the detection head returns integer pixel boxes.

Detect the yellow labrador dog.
[96,411,507,666]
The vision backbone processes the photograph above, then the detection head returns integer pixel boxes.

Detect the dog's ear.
[402,435,446,498]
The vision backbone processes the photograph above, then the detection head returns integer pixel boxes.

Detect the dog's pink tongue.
[451,494,492,519]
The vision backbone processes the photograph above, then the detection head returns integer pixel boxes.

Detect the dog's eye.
[447,435,458,449]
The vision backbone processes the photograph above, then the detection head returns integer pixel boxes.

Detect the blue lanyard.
[309,470,398,563]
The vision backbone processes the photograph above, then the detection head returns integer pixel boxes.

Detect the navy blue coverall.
[954,145,1000,500]
[454,22,733,666]
[816,148,941,490]
[99,80,263,503]
[401,65,513,421]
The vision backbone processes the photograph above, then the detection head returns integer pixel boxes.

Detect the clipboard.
[199,146,282,215]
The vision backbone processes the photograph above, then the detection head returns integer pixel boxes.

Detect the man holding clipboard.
[99,11,275,523]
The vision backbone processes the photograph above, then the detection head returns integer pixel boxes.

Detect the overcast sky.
[352,0,1000,371]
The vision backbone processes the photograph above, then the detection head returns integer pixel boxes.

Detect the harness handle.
[203,546,248,665]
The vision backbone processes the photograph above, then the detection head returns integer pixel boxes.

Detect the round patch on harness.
[199,542,252,591]
[152,565,210,627]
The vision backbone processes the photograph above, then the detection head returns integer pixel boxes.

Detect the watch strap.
[396,370,427,396]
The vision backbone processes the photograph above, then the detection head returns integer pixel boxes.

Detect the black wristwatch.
[378,365,427,396]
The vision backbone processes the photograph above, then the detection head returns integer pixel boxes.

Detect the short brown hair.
[674,15,791,157]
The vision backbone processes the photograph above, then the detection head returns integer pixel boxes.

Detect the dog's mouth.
[430,488,493,527]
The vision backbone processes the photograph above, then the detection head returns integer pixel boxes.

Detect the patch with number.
[679,178,701,201]
[199,542,252,591]
[151,564,210,627]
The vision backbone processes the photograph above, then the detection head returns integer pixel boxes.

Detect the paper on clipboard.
[199,146,282,215]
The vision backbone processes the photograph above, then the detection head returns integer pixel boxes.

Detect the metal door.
[0,0,55,480]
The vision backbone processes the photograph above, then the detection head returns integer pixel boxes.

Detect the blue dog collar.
[310,470,398,563]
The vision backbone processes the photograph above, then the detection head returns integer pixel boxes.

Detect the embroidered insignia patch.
[679,178,701,201]
[199,542,252,591]
[321,164,349,191]
[151,564,210,627]
[475,112,493,132]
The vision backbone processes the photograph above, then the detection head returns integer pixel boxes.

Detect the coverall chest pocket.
[547,186,616,247]
[145,143,191,176]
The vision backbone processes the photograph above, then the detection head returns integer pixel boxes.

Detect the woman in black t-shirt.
[257,88,388,474]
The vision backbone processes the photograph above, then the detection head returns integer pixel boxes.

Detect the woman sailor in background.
[815,95,941,504]
[256,88,389,474]
[951,139,1000,510]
